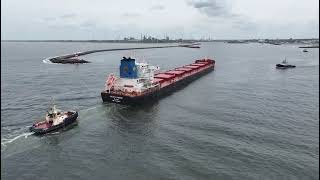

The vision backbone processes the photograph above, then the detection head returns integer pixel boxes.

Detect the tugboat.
[29,104,78,135]
[276,58,296,69]
[303,49,308,52]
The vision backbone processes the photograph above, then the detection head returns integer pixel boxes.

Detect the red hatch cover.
[175,67,193,72]
[165,70,185,75]
[192,63,206,66]
[184,65,199,69]
[153,78,164,83]
[154,73,176,79]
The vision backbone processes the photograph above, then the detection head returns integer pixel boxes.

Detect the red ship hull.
[101,59,215,105]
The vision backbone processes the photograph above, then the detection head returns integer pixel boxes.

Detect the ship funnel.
[120,57,138,79]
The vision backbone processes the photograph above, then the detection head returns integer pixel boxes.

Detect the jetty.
[298,45,319,48]
[47,45,198,64]
[50,58,90,64]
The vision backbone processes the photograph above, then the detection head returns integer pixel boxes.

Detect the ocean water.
[1,42,319,180]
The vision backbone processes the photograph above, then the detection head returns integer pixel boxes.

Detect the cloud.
[190,0,220,8]
[79,20,97,29]
[230,15,258,31]
[60,13,77,19]
[150,5,165,11]
[1,0,318,40]
[187,0,259,35]
[42,13,77,23]
[43,17,56,22]
[187,0,230,17]
[122,12,141,17]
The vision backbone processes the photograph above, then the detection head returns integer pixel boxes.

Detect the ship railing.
[105,74,116,91]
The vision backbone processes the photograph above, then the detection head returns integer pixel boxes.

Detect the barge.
[101,57,215,105]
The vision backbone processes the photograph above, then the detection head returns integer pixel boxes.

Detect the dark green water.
[1,42,319,180]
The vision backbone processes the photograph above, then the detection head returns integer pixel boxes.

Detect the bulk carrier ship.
[101,57,215,104]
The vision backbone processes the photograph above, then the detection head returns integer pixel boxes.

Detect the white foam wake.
[42,58,53,64]
[1,132,34,148]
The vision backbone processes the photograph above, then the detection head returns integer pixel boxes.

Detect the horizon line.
[2,38,319,41]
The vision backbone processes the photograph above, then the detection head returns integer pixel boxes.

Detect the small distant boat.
[29,104,78,135]
[188,45,201,48]
[178,44,201,48]
[276,58,296,69]
[191,42,201,46]
[303,49,308,52]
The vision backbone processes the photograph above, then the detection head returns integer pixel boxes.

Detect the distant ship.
[276,58,296,69]
[101,57,215,105]
[178,44,201,48]
[303,49,308,52]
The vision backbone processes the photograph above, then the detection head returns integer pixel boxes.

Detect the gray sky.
[1,0,319,40]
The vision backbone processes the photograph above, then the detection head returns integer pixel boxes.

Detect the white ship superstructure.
[105,57,160,94]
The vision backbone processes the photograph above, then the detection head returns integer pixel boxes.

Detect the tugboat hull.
[30,111,78,135]
[276,64,296,69]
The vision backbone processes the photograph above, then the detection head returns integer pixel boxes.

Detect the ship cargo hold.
[101,57,215,105]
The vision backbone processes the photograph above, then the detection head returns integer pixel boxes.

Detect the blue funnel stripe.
[120,57,138,78]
